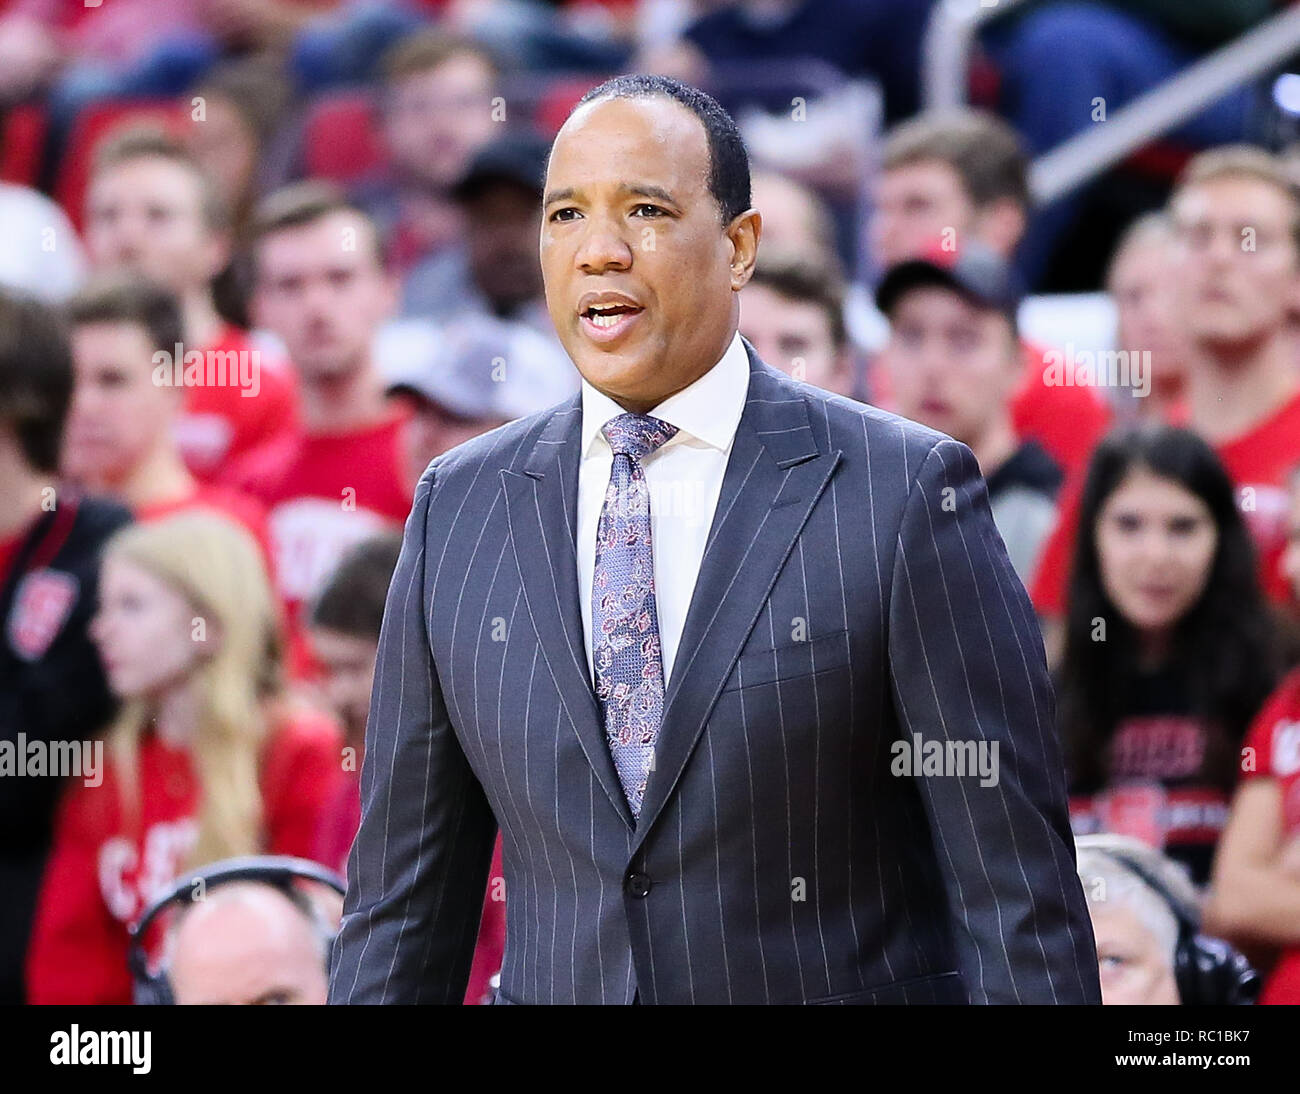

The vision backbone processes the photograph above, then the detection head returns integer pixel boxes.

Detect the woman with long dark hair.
[1057,423,1279,885]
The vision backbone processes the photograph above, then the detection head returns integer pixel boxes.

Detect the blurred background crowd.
[4,0,1300,1007]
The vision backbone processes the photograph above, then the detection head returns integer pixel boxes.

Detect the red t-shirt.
[1014,339,1113,478]
[175,325,300,484]
[25,705,344,1005]
[1239,669,1300,1005]
[229,405,414,632]
[1031,390,1300,615]
[312,771,507,1005]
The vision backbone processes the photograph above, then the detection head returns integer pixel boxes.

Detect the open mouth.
[579,301,645,342]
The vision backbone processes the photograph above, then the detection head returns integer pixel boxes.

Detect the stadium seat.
[0,105,48,187]
[301,91,387,183]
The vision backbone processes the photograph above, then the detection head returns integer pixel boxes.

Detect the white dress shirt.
[577,330,751,688]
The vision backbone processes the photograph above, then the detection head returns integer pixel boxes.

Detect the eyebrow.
[543,182,680,208]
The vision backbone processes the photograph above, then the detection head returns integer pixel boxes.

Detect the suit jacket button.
[626,872,651,898]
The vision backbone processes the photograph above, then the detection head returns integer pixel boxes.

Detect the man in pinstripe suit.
[328,75,1102,1005]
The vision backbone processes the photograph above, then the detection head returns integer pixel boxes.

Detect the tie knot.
[601,413,678,460]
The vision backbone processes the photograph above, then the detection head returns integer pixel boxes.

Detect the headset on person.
[1104,849,1260,1006]
[127,855,346,1005]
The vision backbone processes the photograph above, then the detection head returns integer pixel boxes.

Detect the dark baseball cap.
[875,239,1023,322]
[451,128,553,203]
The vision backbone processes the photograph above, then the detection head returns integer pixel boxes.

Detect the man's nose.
[575,218,633,272]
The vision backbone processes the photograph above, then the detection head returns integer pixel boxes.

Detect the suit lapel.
[631,345,842,847]
[502,342,843,843]
[502,399,636,831]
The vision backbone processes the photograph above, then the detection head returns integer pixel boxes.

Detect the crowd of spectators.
[3,0,1300,1006]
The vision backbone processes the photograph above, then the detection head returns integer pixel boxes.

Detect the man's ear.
[974,198,1026,260]
[727,208,762,291]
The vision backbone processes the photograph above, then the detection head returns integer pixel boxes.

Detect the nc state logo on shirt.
[1097,781,1169,850]
[7,568,79,661]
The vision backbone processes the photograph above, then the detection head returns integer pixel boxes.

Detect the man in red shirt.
[870,110,1111,477]
[1032,146,1300,632]
[84,127,299,482]
[61,276,273,569]
[233,182,413,635]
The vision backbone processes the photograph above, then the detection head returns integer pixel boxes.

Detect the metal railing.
[923,0,1032,113]
[923,0,1300,204]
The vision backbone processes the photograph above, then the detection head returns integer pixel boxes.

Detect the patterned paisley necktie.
[591,411,679,818]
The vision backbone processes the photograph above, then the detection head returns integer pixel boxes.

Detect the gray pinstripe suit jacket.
[328,336,1101,1005]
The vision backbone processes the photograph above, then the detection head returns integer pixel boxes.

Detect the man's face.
[740,282,847,394]
[1171,177,1300,351]
[1108,234,1190,396]
[885,286,1021,447]
[871,160,976,271]
[383,54,497,189]
[85,157,226,296]
[465,182,544,311]
[541,95,759,413]
[1090,901,1180,1006]
[252,211,395,383]
[167,887,329,1005]
[64,321,178,488]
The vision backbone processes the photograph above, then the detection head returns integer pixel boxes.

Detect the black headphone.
[1104,850,1260,1006]
[127,855,346,1005]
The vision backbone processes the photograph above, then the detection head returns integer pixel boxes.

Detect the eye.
[1168,516,1201,536]
[632,204,666,218]
[548,207,580,223]
[1114,513,1143,533]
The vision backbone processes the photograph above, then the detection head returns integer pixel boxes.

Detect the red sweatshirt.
[25,705,344,1004]
[1239,669,1300,1005]
[176,325,300,485]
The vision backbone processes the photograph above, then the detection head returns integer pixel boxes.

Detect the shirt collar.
[579,330,750,459]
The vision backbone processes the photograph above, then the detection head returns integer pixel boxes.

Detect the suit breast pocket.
[721,627,851,693]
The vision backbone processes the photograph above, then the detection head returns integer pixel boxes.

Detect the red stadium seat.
[56,99,188,230]
[0,104,48,187]
[301,92,387,183]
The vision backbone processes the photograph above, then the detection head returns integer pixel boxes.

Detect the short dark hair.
[573,74,751,225]
[249,180,385,276]
[310,533,403,640]
[882,109,1030,212]
[93,126,231,233]
[747,250,847,350]
[68,275,184,357]
[0,290,73,473]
